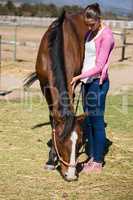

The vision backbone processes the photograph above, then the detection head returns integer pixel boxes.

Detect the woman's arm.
[79,33,114,79]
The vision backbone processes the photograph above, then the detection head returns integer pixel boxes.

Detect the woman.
[71,3,115,173]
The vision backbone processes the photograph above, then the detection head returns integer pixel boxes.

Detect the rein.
[52,85,82,168]
[74,83,82,115]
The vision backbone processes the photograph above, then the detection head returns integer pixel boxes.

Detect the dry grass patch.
[0,93,133,200]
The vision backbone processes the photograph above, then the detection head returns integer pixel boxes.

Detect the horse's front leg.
[44,115,58,170]
[45,139,58,170]
[40,83,58,170]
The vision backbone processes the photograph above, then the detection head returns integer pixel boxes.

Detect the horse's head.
[53,114,86,181]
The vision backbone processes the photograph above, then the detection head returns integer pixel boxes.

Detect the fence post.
[121,29,126,61]
[14,24,17,61]
[0,35,1,89]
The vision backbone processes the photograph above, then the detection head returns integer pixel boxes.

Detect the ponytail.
[84,3,101,20]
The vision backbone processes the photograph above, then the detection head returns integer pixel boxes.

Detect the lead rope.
[74,83,86,156]
[52,84,82,167]
[53,128,78,167]
[74,83,82,115]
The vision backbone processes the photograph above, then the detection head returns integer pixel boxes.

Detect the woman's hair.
[84,3,101,20]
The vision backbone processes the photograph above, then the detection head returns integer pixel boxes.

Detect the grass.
[0,92,133,200]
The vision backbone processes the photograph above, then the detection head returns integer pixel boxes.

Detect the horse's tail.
[0,72,38,96]
[23,72,38,90]
[0,90,13,96]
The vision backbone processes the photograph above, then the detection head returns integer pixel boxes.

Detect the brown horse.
[24,9,89,181]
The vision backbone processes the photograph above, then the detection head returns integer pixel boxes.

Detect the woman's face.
[84,18,101,32]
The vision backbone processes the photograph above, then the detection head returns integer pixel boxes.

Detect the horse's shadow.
[31,122,50,129]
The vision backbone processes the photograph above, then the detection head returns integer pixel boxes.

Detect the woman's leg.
[84,116,94,158]
[84,79,109,168]
[92,79,109,163]
[90,115,106,162]
[82,84,94,158]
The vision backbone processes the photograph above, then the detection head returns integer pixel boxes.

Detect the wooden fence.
[0,16,133,28]
[0,26,133,63]
[0,35,1,89]
[113,28,133,61]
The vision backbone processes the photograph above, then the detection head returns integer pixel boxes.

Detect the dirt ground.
[0,25,133,99]
[0,25,133,200]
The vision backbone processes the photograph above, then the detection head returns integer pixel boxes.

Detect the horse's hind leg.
[40,83,58,169]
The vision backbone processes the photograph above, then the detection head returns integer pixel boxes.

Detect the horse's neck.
[72,14,88,43]
[64,13,88,75]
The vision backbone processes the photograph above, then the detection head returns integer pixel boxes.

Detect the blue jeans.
[82,78,109,162]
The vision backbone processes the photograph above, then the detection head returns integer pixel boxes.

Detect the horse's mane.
[48,11,75,140]
[48,11,69,114]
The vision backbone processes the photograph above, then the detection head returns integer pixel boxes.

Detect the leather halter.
[52,86,82,168]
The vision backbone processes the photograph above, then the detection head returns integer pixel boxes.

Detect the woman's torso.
[81,26,106,83]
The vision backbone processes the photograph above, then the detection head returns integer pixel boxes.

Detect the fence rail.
[0,19,133,63]
[0,16,56,27]
[0,15,133,28]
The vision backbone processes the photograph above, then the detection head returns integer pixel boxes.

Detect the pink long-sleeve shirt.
[79,26,115,84]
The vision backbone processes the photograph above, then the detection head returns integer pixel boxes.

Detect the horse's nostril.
[64,173,78,182]
[64,173,68,177]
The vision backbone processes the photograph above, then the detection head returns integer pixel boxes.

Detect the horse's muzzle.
[64,172,78,182]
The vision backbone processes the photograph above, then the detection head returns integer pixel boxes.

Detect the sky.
[99,0,133,11]
[2,0,133,12]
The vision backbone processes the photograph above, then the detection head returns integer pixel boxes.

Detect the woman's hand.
[71,75,81,94]
[70,75,81,85]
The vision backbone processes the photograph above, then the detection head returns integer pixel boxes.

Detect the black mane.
[48,11,75,140]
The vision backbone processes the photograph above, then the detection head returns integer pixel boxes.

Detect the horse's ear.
[53,114,63,126]
[76,113,87,124]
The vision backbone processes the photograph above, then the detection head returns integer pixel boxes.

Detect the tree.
[6,1,15,11]
[0,4,9,15]
[20,3,33,16]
